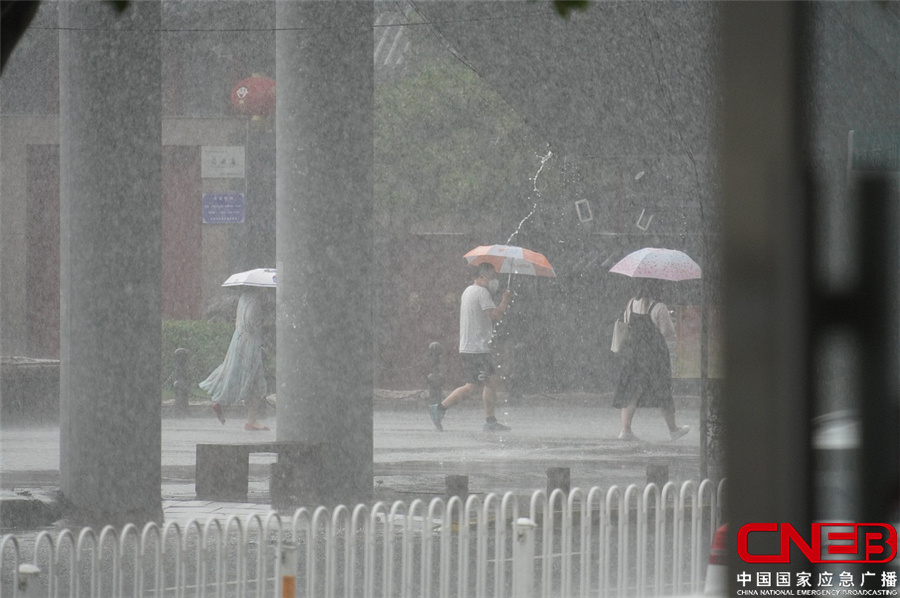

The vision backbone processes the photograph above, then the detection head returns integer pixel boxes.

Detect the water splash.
[506,148,553,245]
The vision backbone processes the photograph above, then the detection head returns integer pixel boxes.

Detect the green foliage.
[375,43,543,230]
[161,320,233,395]
[550,1,590,18]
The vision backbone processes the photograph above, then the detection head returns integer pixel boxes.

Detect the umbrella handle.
[507,273,511,289]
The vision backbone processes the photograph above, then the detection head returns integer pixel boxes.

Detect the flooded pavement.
[372,396,702,501]
[1,394,703,528]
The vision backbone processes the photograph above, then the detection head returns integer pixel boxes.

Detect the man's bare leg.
[443,382,478,408]
[482,375,499,419]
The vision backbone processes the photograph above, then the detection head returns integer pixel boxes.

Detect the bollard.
[279,543,297,598]
[17,563,41,597]
[647,462,669,487]
[445,475,468,528]
[546,467,570,496]
[172,347,190,414]
[445,474,469,499]
[512,518,537,598]
[426,342,443,405]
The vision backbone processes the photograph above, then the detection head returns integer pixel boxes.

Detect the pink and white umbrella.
[609,247,701,281]
[464,244,556,278]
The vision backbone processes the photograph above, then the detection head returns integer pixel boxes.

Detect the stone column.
[721,2,811,588]
[275,1,374,505]
[58,0,163,526]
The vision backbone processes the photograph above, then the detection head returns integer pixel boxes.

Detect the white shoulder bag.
[610,318,629,353]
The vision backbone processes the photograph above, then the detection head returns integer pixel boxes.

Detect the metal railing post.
[279,542,297,598]
[512,517,537,598]
[16,564,41,598]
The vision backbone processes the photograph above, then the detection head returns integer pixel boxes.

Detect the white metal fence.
[1,479,725,598]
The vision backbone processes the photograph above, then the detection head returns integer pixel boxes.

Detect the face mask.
[487,278,500,293]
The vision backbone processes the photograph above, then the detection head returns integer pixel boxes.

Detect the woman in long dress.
[200,288,271,431]
[613,279,691,441]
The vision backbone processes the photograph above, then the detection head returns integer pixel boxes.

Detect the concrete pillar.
[275,1,374,505]
[246,116,276,268]
[58,0,163,525]
[721,3,811,588]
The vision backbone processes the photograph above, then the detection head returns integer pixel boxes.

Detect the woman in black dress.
[614,279,691,441]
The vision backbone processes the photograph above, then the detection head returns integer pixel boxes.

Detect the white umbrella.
[221,268,276,288]
[609,248,700,281]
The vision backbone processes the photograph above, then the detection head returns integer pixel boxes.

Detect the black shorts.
[460,353,494,385]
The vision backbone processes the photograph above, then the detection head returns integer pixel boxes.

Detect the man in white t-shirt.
[429,262,512,431]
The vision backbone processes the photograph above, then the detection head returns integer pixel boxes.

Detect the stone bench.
[1,357,60,425]
[195,441,323,503]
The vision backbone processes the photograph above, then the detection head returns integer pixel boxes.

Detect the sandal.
[212,403,225,425]
[245,422,270,431]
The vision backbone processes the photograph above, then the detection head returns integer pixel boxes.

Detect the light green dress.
[199,290,267,406]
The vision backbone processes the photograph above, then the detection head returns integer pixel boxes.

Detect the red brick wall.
[162,146,202,319]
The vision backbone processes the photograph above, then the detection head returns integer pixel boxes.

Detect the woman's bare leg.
[245,395,269,430]
[621,402,638,432]
[660,406,678,431]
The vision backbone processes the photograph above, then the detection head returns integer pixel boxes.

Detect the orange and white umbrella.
[609,248,700,281]
[464,244,556,278]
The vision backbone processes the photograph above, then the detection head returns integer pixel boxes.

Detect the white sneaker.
[670,425,691,441]
[618,429,638,441]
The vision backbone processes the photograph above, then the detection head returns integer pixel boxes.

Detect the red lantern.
[230,76,276,117]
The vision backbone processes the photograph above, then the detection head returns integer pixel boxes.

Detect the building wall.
[1,115,59,356]
[1,1,732,390]
[1,114,256,357]
[162,117,257,317]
